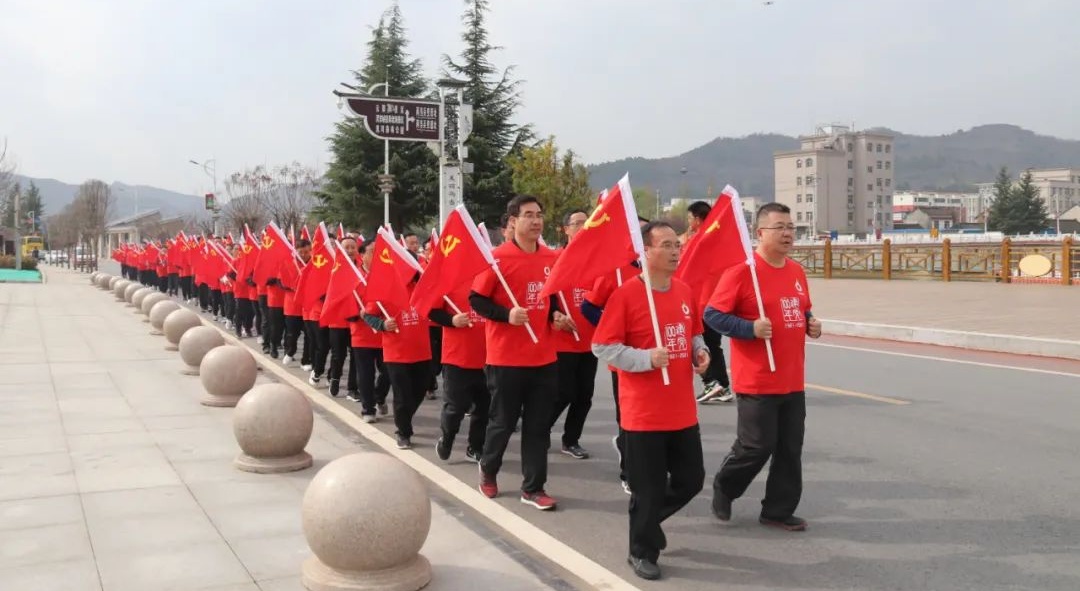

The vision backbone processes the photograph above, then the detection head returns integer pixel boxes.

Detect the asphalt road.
[95,262,1080,590]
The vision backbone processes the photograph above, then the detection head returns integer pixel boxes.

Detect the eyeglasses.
[760,225,797,232]
[565,221,584,228]
[514,212,543,220]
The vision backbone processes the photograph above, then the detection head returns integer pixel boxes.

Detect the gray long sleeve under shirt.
[592,335,707,373]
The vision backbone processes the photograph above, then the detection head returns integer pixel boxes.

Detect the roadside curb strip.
[821,319,1080,361]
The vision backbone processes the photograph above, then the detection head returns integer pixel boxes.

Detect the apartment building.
[774,125,894,236]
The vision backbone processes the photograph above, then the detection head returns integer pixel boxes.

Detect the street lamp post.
[188,159,218,234]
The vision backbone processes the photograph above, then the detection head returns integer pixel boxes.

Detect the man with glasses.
[704,202,821,532]
[470,195,569,511]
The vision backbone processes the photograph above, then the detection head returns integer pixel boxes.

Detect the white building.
[892,191,982,223]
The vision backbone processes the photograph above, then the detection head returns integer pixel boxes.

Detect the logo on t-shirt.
[780,296,804,328]
[400,308,420,327]
[795,279,804,293]
[663,322,690,360]
[680,302,690,317]
[572,288,586,307]
[526,281,546,309]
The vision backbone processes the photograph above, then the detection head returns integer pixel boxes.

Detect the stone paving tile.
[0,558,102,591]
[0,522,94,570]
[0,495,83,531]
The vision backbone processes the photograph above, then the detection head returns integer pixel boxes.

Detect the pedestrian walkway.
[0,268,577,591]
[809,278,1080,341]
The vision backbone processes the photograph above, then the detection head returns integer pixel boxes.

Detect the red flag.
[411,206,494,316]
[337,223,345,241]
[365,228,422,310]
[674,185,754,303]
[300,225,311,242]
[299,223,336,309]
[540,175,641,298]
[252,223,297,286]
[321,241,366,321]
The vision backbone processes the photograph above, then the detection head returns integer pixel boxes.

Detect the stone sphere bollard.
[232,384,313,473]
[132,287,154,311]
[149,300,181,335]
[123,283,141,305]
[141,292,169,319]
[163,308,202,351]
[113,280,131,300]
[96,274,112,289]
[90,272,101,285]
[108,276,121,290]
[301,453,432,591]
[199,345,257,407]
[178,326,225,375]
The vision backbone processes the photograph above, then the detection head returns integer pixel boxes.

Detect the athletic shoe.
[627,556,661,581]
[396,436,412,450]
[282,355,294,366]
[712,492,732,521]
[560,444,590,460]
[256,336,263,345]
[759,515,807,531]
[269,349,279,359]
[520,490,557,511]
[328,379,340,397]
[300,364,313,372]
[435,437,451,461]
[361,414,377,424]
[696,380,722,403]
[378,402,389,416]
[478,464,498,498]
[464,447,481,463]
[308,372,321,387]
[621,480,632,495]
[716,388,735,403]
[346,390,361,403]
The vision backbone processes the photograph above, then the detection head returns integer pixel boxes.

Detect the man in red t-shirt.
[704,202,821,532]
[549,210,599,460]
[347,240,389,420]
[430,284,488,463]
[282,239,311,367]
[592,221,709,581]
[470,195,570,511]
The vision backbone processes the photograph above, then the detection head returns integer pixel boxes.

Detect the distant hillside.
[13,175,203,222]
[587,124,1080,200]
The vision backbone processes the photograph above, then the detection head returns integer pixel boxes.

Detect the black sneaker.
[396,435,412,450]
[759,515,808,531]
[435,437,452,461]
[329,379,340,397]
[346,390,361,402]
[269,348,279,359]
[464,447,481,463]
[712,491,732,521]
[627,555,661,581]
[560,444,590,460]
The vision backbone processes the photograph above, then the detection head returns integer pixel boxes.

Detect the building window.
[877,195,883,205]
[877,178,883,187]
[867,166,873,173]
[848,178,854,187]
[796,177,802,186]
[847,143,853,152]
[807,212,814,222]
[885,161,891,170]
[848,160,853,169]
[885,144,891,154]
[868,218,874,227]
[797,212,804,222]
[867,184,874,191]
[806,175,814,185]
[806,194,814,202]
[876,144,882,153]
[796,159,802,168]
[806,157,814,167]
[867,143,873,152]
[796,194,802,203]
[868,200,874,208]
[848,195,854,204]
[877,161,882,170]
[848,212,854,223]
[886,178,891,187]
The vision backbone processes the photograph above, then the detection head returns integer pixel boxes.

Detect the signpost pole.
[383,73,391,228]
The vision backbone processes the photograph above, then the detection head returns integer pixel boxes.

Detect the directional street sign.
[344,96,441,142]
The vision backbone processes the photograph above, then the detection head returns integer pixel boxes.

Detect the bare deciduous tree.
[222,167,270,234]
[220,163,320,235]
[72,180,113,259]
[0,138,14,199]
[265,162,320,232]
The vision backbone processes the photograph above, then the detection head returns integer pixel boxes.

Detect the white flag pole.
[727,186,776,372]
[442,294,464,315]
[557,291,581,342]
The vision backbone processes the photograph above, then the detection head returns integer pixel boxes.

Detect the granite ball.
[232,384,313,473]
[178,326,226,375]
[199,345,257,407]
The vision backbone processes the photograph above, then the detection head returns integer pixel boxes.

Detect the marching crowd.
[114,187,819,582]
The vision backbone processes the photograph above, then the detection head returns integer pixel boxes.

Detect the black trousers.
[702,327,730,388]
[198,283,210,311]
[551,352,598,448]
[235,298,254,336]
[306,321,330,377]
[351,347,390,415]
[284,315,306,360]
[428,326,443,391]
[612,370,627,482]
[714,392,806,520]
[441,364,491,452]
[168,273,179,296]
[268,307,286,352]
[181,276,193,300]
[157,275,168,292]
[257,294,269,339]
[481,363,557,494]
[223,292,235,323]
[210,289,223,317]
[327,327,350,382]
[625,425,705,563]
[386,361,430,438]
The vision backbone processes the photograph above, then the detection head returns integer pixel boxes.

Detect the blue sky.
[2,0,1077,195]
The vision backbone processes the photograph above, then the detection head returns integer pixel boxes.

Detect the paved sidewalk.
[0,268,574,591]
[809,278,1080,341]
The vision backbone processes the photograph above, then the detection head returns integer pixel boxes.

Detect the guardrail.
[790,237,1077,285]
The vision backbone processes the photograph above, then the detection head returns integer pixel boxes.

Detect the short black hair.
[507,195,543,217]
[499,213,510,228]
[641,221,675,246]
[296,239,311,248]
[756,202,791,226]
[688,200,712,221]
[562,209,588,226]
[358,240,372,254]
[403,232,418,240]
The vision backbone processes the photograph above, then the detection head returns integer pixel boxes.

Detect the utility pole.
[13,187,21,271]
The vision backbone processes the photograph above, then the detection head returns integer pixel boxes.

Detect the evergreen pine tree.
[1012,169,1050,234]
[316,3,437,232]
[23,181,44,233]
[443,0,532,226]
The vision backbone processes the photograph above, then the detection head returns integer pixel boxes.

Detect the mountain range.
[586,124,1080,200]
[12,175,203,222]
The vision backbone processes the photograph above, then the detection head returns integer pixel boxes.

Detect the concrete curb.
[821,319,1080,361]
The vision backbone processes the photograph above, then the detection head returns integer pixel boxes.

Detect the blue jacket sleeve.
[581,300,603,327]
[704,305,756,341]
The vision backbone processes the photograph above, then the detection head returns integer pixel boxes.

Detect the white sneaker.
[697,381,726,403]
[282,355,294,366]
[300,364,313,372]
[621,480,632,495]
[256,336,263,345]
[308,371,321,387]
[362,414,377,424]
[717,388,735,403]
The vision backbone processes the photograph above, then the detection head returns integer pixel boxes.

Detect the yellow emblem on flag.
[379,248,393,264]
[262,236,273,249]
[312,254,328,268]
[705,219,721,233]
[242,244,253,254]
[440,234,461,256]
[584,206,611,229]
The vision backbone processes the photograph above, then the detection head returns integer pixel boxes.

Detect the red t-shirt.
[283,290,301,317]
[350,317,382,348]
[304,300,322,323]
[267,284,285,309]
[708,253,811,395]
[585,265,641,371]
[553,286,595,354]
[592,277,701,432]
[438,286,487,370]
[365,301,431,364]
[471,241,558,367]
[233,279,251,300]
